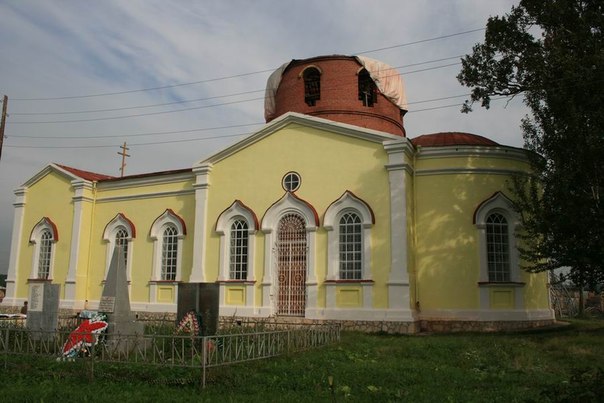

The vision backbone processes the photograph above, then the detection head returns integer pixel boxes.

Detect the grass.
[1,318,603,402]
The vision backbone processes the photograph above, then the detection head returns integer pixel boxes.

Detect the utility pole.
[118,142,130,177]
[0,95,8,162]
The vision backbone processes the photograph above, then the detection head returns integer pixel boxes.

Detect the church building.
[3,55,555,332]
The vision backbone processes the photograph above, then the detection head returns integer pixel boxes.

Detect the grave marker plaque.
[26,283,60,340]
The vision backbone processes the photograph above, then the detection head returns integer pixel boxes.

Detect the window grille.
[115,227,129,266]
[229,220,249,280]
[303,68,321,106]
[339,212,362,279]
[37,229,53,279]
[486,213,510,282]
[277,214,307,316]
[161,225,178,281]
[358,69,377,107]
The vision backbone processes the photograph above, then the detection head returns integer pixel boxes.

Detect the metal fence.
[0,323,340,387]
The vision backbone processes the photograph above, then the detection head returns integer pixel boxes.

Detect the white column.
[384,140,415,321]
[259,229,274,316]
[64,180,93,305]
[5,187,27,304]
[305,228,318,316]
[190,164,212,282]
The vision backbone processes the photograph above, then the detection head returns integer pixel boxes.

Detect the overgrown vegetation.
[1,319,603,402]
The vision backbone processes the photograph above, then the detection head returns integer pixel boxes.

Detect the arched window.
[29,217,59,280]
[229,220,249,280]
[115,227,129,266]
[149,209,186,282]
[37,230,53,279]
[303,67,321,106]
[161,225,178,281]
[216,201,258,282]
[324,191,374,281]
[474,192,520,284]
[474,192,525,311]
[339,212,363,280]
[358,68,377,107]
[486,213,510,282]
[102,213,136,281]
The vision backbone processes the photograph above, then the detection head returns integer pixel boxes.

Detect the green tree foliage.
[457,0,604,288]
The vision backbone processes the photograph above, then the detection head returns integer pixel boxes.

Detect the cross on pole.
[118,142,130,177]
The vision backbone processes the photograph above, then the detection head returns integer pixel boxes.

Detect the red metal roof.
[56,164,115,181]
[410,132,499,147]
[55,164,192,182]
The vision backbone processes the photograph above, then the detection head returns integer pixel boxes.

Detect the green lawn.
[1,319,603,402]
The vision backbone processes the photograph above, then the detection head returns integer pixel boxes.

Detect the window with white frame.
[229,219,249,280]
[115,227,129,266]
[102,213,136,281]
[486,213,510,282]
[339,212,363,280]
[29,217,58,280]
[474,192,520,284]
[324,191,374,281]
[150,209,186,282]
[216,201,257,282]
[161,225,178,281]
[37,230,53,279]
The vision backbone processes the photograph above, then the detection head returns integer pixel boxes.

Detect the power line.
[5,95,516,150]
[11,122,265,139]
[8,62,462,125]
[7,92,471,139]
[5,131,250,149]
[11,55,466,116]
[356,28,484,55]
[11,28,484,102]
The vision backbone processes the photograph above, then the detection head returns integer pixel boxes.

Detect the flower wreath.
[175,311,203,336]
[61,312,108,359]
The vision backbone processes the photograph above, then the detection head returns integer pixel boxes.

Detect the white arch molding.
[28,217,59,280]
[260,192,319,317]
[474,192,524,310]
[102,213,136,283]
[323,191,375,313]
[148,209,186,308]
[215,200,259,316]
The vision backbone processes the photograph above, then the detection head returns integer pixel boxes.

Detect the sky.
[0,0,526,274]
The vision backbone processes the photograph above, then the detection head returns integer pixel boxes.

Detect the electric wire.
[10,28,484,102]
[11,55,466,116]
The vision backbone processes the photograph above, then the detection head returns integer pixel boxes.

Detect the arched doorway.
[276,213,307,316]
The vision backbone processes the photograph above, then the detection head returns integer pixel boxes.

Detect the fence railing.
[0,323,340,387]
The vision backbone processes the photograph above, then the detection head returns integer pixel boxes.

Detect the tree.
[457,0,604,298]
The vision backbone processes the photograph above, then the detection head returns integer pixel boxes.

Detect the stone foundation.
[0,305,557,334]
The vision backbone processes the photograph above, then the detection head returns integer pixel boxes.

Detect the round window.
[282,172,301,192]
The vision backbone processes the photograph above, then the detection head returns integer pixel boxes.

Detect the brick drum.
[268,55,407,137]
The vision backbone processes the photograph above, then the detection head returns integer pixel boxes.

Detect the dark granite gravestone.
[26,282,60,340]
[177,283,219,335]
[99,247,144,336]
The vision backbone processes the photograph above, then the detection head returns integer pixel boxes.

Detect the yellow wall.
[206,123,393,308]
[16,172,74,298]
[85,178,195,303]
[12,126,551,319]
[414,151,550,311]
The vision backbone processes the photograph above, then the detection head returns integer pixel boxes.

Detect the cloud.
[0,0,522,273]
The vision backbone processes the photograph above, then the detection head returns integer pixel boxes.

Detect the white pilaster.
[5,187,27,304]
[260,229,274,316]
[190,164,212,282]
[65,180,94,305]
[305,227,318,315]
[384,140,415,320]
